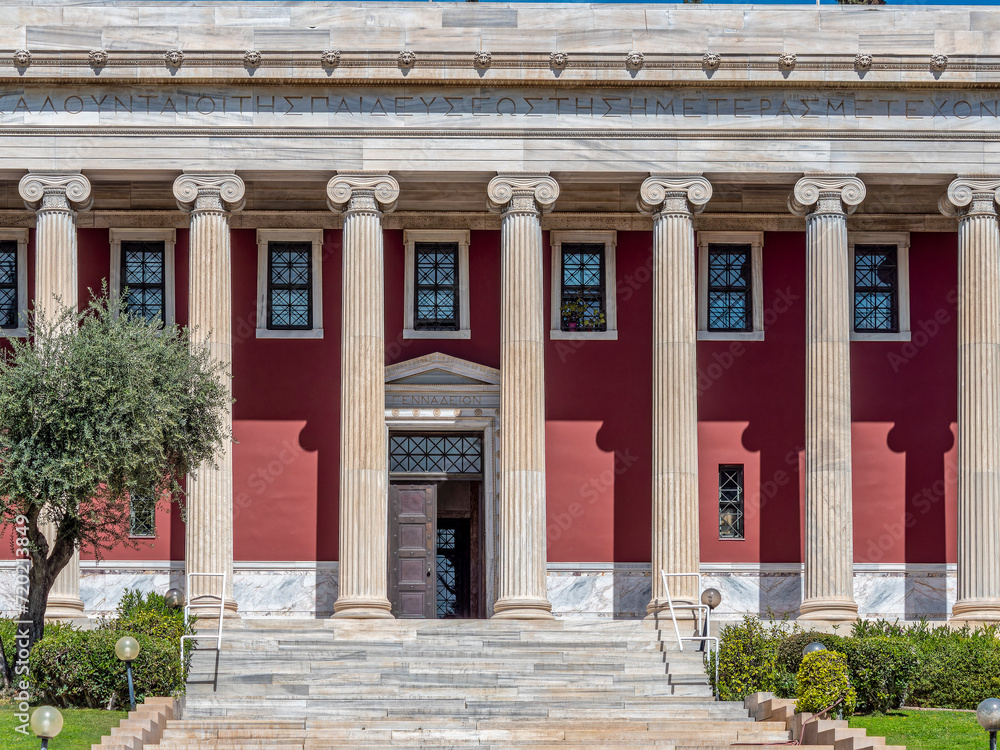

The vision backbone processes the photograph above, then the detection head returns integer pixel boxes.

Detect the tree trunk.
[21,507,78,651]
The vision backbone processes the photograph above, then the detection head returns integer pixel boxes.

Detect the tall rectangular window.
[121,241,166,324]
[0,240,17,328]
[267,241,312,330]
[707,244,752,332]
[414,242,459,331]
[560,243,606,332]
[719,465,745,540]
[129,496,156,538]
[854,244,899,333]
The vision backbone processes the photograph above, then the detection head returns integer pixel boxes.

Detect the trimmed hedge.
[714,615,784,701]
[796,650,857,716]
[848,637,918,713]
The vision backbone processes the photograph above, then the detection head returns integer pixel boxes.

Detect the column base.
[333,596,394,619]
[492,596,554,620]
[952,598,1000,622]
[645,598,699,618]
[44,594,86,623]
[187,594,241,622]
[798,596,859,622]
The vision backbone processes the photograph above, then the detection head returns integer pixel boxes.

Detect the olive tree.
[0,293,230,666]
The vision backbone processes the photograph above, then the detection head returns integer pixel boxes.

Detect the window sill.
[403,328,471,340]
[697,330,765,342]
[550,329,618,341]
[256,328,324,340]
[0,328,27,339]
[129,535,156,540]
[851,331,911,342]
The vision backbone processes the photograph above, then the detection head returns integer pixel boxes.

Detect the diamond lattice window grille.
[854,245,899,333]
[707,244,752,332]
[268,242,312,330]
[129,495,156,538]
[0,241,17,328]
[718,464,744,540]
[121,241,166,324]
[389,435,483,476]
[414,242,459,331]
[560,243,606,332]
[436,526,458,618]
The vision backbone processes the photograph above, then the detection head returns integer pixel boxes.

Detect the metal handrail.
[660,571,719,696]
[179,571,226,666]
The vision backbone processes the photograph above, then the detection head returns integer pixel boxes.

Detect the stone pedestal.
[638,175,712,614]
[18,171,93,621]
[173,172,245,615]
[789,174,866,622]
[941,177,1000,622]
[488,173,559,620]
[327,173,399,619]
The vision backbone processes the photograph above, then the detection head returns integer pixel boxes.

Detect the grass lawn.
[0,705,127,749]
[850,709,986,750]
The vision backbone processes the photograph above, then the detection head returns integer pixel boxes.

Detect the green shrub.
[776,631,852,675]
[796,650,857,716]
[848,637,919,713]
[714,615,785,701]
[773,668,797,699]
[98,589,193,643]
[910,634,1000,710]
[29,628,183,708]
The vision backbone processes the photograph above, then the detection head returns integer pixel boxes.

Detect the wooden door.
[388,484,436,619]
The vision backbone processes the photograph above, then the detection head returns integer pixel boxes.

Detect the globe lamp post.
[30,706,63,749]
[978,697,1000,750]
[115,636,141,711]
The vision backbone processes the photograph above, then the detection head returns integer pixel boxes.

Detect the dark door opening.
[389,478,483,619]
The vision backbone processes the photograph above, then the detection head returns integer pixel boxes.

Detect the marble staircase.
[146,619,803,749]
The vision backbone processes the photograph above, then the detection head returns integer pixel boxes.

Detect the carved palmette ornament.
[89,48,109,67]
[13,49,31,67]
[243,49,262,67]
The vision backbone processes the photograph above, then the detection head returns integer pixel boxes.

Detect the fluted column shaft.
[790,174,866,622]
[488,173,558,619]
[327,173,399,619]
[173,172,245,614]
[19,171,92,621]
[942,177,1000,622]
[638,175,711,613]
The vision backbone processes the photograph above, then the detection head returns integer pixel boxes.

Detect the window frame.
[403,230,471,340]
[413,241,461,333]
[850,232,911,342]
[0,228,28,338]
[110,229,176,327]
[128,495,157,539]
[256,229,324,340]
[718,463,745,541]
[549,230,618,341]
[697,231,764,342]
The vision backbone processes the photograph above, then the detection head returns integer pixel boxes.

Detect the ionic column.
[327,173,399,619]
[487,173,558,620]
[941,176,1000,622]
[19,171,92,621]
[638,175,712,615]
[173,172,245,615]
[789,174,866,622]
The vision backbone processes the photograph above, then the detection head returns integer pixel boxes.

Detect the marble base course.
[0,561,955,622]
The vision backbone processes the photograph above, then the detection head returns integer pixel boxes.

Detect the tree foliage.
[0,292,231,655]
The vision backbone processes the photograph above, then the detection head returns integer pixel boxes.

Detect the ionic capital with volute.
[637,174,712,216]
[173,172,246,214]
[487,173,559,215]
[18,171,93,213]
[939,176,1000,218]
[327,173,400,215]
[789,174,866,217]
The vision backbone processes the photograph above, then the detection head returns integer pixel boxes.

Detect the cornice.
[2,50,999,87]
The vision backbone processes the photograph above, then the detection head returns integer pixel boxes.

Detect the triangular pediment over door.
[385,353,500,387]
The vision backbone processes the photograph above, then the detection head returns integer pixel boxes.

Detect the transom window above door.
[403,230,471,340]
[389,434,483,476]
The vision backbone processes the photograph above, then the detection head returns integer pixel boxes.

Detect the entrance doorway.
[387,434,485,619]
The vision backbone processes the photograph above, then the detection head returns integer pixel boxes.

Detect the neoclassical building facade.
[1,1,998,623]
